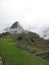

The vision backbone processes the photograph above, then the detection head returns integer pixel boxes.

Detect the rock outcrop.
[11,21,19,29]
[6,21,28,34]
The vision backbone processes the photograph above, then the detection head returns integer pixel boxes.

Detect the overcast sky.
[0,0,49,34]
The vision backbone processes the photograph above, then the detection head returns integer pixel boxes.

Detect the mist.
[0,0,49,38]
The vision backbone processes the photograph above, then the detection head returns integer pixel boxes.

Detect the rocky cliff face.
[11,21,19,29]
[7,21,28,34]
[5,21,49,39]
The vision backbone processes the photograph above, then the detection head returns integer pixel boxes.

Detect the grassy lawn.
[27,45,45,52]
[0,37,49,65]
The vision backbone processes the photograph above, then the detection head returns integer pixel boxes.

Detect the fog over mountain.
[0,0,49,39]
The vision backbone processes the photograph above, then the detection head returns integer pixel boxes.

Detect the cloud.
[0,0,49,34]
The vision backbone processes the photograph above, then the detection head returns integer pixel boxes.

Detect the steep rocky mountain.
[11,22,18,29]
[5,21,49,40]
[6,21,28,34]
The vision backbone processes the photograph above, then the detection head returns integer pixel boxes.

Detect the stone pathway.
[0,57,3,65]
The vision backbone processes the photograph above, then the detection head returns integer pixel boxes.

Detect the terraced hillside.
[0,35,49,65]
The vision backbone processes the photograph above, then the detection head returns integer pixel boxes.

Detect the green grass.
[20,37,45,52]
[11,34,45,52]
[0,37,49,65]
[27,45,45,52]
[45,56,49,61]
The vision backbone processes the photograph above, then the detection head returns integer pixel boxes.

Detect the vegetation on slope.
[0,36,49,65]
[16,34,46,52]
[27,45,45,52]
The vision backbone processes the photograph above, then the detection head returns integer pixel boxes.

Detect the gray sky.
[0,0,49,34]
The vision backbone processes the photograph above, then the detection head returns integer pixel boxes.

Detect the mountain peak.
[5,21,28,34]
[11,21,19,29]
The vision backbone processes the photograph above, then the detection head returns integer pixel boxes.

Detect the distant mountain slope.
[10,21,25,34]
[5,21,49,39]
[6,21,28,34]
[11,21,18,29]
[39,27,49,39]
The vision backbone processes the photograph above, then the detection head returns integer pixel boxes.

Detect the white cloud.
[0,0,49,34]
